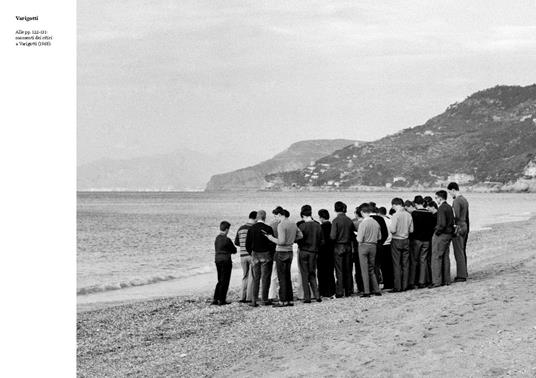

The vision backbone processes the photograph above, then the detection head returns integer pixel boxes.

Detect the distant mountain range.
[77,141,358,191]
[205,139,359,191]
[266,85,536,192]
[77,148,255,191]
[78,85,536,192]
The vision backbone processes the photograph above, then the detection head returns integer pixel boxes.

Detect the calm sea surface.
[77,191,536,296]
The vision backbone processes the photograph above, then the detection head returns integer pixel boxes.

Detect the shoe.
[428,284,441,289]
[303,299,311,304]
[272,303,285,307]
[284,302,294,307]
[391,289,401,293]
[249,303,259,307]
[417,284,427,289]
[373,292,382,296]
[360,293,371,298]
[219,301,231,306]
[211,300,219,305]
[335,294,343,298]
[261,301,273,306]
[407,285,416,290]
[454,277,467,282]
[239,299,248,303]
[316,298,322,303]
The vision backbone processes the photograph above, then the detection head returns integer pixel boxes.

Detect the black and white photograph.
[4,0,536,377]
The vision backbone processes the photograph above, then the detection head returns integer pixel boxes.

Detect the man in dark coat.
[448,182,470,282]
[430,190,455,288]
[317,209,336,297]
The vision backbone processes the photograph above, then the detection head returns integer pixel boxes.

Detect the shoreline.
[77,216,536,377]
[78,187,536,193]
[77,215,532,313]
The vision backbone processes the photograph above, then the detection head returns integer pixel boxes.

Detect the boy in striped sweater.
[234,211,257,303]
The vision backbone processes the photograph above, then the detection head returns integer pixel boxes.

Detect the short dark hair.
[447,182,459,191]
[435,190,447,200]
[272,206,284,215]
[334,201,346,213]
[301,204,312,212]
[413,195,424,205]
[358,202,369,210]
[318,209,330,220]
[368,202,378,213]
[404,200,414,208]
[429,201,438,210]
[378,207,387,215]
[360,204,372,214]
[389,208,396,216]
[354,207,362,218]
[301,207,312,217]
[273,206,285,216]
[220,221,231,231]
[248,211,258,220]
[283,209,290,218]
[391,197,404,206]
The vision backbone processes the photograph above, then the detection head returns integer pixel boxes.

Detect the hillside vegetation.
[267,85,536,191]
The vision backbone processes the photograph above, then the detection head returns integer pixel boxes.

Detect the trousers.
[275,251,293,302]
[452,223,469,279]
[409,240,430,286]
[251,251,273,304]
[334,244,353,296]
[298,250,320,300]
[317,248,336,297]
[431,233,452,285]
[353,244,364,293]
[391,238,410,291]
[213,259,232,303]
[380,243,394,289]
[240,255,254,301]
[358,243,380,294]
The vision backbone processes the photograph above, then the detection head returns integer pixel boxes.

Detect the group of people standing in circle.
[212,182,470,307]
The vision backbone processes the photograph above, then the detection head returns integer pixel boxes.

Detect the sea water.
[77,191,536,301]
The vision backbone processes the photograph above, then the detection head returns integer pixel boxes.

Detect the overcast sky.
[78,0,536,165]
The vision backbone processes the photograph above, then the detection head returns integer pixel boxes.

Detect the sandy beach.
[77,218,536,377]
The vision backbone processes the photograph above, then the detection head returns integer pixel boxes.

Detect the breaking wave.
[77,265,213,295]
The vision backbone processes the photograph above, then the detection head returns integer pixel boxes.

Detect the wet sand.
[77,218,536,377]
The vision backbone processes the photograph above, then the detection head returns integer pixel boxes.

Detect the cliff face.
[205,139,358,191]
[266,85,536,190]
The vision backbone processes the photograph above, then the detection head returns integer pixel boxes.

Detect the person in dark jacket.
[409,196,436,288]
[430,190,455,288]
[317,209,336,297]
[245,210,275,307]
[330,201,356,297]
[448,182,470,282]
[297,205,323,303]
[212,221,237,305]
[423,199,438,285]
[370,203,388,285]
